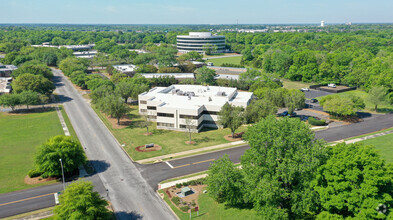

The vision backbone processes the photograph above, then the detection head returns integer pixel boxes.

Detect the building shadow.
[89,160,111,174]
[115,211,143,220]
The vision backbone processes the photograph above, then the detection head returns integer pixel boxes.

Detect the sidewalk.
[158,174,208,190]
[331,129,393,145]
[136,140,246,164]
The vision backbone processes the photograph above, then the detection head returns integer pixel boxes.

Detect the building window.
[201,110,219,115]
[147,106,156,110]
[147,115,157,119]
[180,114,198,119]
[140,109,147,113]
[157,122,174,128]
[180,124,197,129]
[140,100,147,104]
[157,112,174,118]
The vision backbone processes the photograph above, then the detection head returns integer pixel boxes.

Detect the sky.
[0,0,392,24]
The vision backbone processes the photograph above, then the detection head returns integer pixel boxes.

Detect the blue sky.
[0,0,392,24]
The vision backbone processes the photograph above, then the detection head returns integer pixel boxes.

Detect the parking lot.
[303,89,333,99]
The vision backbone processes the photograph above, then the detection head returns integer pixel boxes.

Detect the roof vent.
[208,97,212,102]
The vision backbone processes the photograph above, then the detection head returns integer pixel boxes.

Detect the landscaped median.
[93,105,248,161]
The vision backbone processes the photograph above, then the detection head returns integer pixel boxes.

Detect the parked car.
[300,88,310,92]
[328,83,336,88]
[311,98,318,103]
[281,111,289,116]
[289,112,297,117]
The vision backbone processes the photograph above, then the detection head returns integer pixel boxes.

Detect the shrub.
[180,206,190,212]
[308,117,326,126]
[182,182,189,187]
[41,173,49,178]
[220,63,244,68]
[28,169,42,178]
[176,183,182,188]
[171,196,181,206]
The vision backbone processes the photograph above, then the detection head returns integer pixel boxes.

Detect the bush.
[171,196,181,206]
[220,63,244,68]
[28,169,42,178]
[308,117,326,126]
[41,173,49,178]
[176,183,182,188]
[180,206,190,212]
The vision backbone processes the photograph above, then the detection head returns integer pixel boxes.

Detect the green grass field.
[0,110,66,194]
[281,79,313,90]
[159,187,259,220]
[320,90,393,113]
[207,56,242,66]
[360,133,393,164]
[94,105,247,161]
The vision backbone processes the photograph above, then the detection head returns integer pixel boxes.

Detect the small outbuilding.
[181,187,193,197]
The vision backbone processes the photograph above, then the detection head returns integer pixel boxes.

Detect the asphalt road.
[52,69,176,220]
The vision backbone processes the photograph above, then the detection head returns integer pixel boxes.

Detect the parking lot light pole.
[59,158,65,191]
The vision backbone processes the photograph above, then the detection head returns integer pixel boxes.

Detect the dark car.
[281,111,289,116]
[311,98,318,103]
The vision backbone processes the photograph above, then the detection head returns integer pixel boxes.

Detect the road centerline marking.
[172,164,191,169]
[192,159,215,165]
[165,161,174,168]
[0,192,55,207]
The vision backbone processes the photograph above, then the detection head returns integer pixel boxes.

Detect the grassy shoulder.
[93,105,247,161]
[59,106,78,139]
[360,132,393,163]
[0,110,64,194]
[207,56,242,66]
[2,207,54,220]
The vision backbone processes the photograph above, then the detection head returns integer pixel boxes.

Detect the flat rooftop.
[113,64,136,73]
[140,85,252,109]
[0,64,17,71]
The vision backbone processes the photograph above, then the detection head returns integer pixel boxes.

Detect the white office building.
[0,63,17,77]
[138,85,253,132]
[113,64,137,75]
[177,32,226,54]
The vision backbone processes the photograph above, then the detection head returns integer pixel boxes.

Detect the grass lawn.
[0,110,66,194]
[93,105,247,161]
[320,90,393,113]
[159,187,259,220]
[282,79,313,90]
[207,56,242,67]
[360,133,393,164]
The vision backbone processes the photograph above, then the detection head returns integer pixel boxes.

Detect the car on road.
[311,98,318,103]
[300,88,310,92]
[281,111,289,116]
[328,83,336,88]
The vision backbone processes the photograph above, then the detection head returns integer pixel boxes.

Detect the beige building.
[138,85,253,132]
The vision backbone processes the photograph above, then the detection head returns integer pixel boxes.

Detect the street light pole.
[59,158,65,191]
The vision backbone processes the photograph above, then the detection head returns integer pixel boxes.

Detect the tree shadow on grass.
[89,160,110,174]
[115,211,143,220]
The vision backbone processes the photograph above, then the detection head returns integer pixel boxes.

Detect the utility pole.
[59,158,65,191]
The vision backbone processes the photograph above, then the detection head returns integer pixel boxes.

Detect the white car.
[328,83,336,88]
[300,88,310,92]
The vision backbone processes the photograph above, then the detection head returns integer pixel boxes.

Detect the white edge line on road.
[165,161,174,169]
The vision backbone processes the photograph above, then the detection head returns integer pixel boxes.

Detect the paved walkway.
[55,106,70,136]
[158,174,208,190]
[331,128,393,145]
[136,140,246,164]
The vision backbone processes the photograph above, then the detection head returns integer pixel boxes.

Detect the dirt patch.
[185,141,196,145]
[24,175,57,185]
[135,144,162,152]
[144,132,152,136]
[102,112,133,129]
[165,185,206,212]
[224,132,244,141]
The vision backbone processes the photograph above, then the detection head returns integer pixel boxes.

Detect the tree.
[11,73,55,94]
[368,86,388,111]
[218,103,244,138]
[115,80,133,103]
[99,95,130,125]
[184,117,195,144]
[195,66,216,85]
[320,95,357,118]
[34,136,86,177]
[207,155,244,206]
[0,93,20,111]
[241,115,327,219]
[245,99,277,123]
[141,112,152,134]
[59,57,88,76]
[314,143,393,219]
[203,43,218,55]
[284,89,305,114]
[53,181,112,220]
[19,90,40,109]
[11,61,53,79]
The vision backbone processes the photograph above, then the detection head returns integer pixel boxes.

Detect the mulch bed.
[24,175,57,185]
[224,132,244,141]
[135,144,162,152]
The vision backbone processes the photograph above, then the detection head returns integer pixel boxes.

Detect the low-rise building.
[0,63,17,77]
[138,85,253,132]
[113,64,137,76]
[141,73,195,80]
[0,77,12,95]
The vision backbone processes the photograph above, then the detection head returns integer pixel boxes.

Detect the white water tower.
[321,20,325,27]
